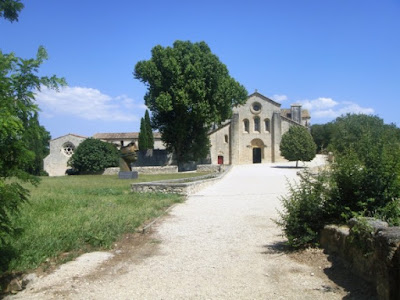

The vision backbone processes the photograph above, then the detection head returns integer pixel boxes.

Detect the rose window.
[62,142,75,156]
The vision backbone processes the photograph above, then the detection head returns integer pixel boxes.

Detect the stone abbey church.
[44,91,310,176]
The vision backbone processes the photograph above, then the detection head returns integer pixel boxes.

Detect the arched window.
[254,117,260,132]
[243,119,249,133]
[224,134,228,143]
[264,118,270,132]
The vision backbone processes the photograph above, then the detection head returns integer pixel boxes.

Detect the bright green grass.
[6,173,206,272]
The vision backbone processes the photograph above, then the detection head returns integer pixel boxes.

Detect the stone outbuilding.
[43,134,87,176]
[44,132,165,176]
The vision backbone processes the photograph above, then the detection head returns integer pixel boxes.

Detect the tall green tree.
[134,40,248,164]
[138,117,149,150]
[0,7,66,248]
[22,112,51,175]
[310,122,334,153]
[280,126,316,167]
[144,109,154,149]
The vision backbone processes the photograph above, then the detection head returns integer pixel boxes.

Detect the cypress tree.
[144,110,154,149]
[138,118,148,150]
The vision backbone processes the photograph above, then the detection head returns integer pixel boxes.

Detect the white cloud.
[36,86,145,122]
[271,94,288,102]
[299,97,374,122]
[300,97,338,110]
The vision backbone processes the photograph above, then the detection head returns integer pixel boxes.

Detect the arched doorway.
[250,139,265,164]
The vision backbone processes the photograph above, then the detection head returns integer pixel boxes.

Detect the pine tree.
[144,110,154,149]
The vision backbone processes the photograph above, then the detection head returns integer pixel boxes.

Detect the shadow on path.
[262,241,377,300]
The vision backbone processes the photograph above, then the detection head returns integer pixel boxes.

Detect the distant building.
[43,132,164,176]
[92,132,164,149]
[208,91,310,165]
[44,91,310,175]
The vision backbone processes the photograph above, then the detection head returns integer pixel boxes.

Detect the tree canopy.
[68,138,120,174]
[0,0,24,22]
[280,126,316,167]
[134,40,248,164]
[0,6,66,249]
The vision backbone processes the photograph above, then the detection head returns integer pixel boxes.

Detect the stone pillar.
[230,113,240,165]
[271,112,282,163]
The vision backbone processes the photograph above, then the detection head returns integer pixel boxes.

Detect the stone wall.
[133,149,174,167]
[197,164,228,173]
[131,166,178,174]
[320,218,400,300]
[131,166,231,196]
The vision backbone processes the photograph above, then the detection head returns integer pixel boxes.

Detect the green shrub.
[275,171,330,248]
[277,114,400,249]
[68,138,119,174]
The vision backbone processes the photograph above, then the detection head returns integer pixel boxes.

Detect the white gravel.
[9,155,349,300]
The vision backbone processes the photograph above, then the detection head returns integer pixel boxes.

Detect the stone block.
[118,171,138,179]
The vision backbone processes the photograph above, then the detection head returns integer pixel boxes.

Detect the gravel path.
[9,156,364,299]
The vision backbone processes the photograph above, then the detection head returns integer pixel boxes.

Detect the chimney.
[290,104,302,124]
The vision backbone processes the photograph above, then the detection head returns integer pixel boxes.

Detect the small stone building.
[44,132,165,176]
[43,134,87,176]
[208,91,310,165]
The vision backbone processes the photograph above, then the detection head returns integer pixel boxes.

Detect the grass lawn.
[4,172,207,273]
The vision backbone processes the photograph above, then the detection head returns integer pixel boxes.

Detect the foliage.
[68,138,120,174]
[280,126,316,167]
[0,47,65,249]
[138,110,154,150]
[138,117,149,150]
[0,0,23,22]
[310,122,334,153]
[276,114,400,248]
[144,109,154,149]
[275,171,330,248]
[134,40,248,163]
[22,112,51,175]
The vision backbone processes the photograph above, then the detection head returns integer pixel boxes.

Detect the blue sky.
[2,0,399,138]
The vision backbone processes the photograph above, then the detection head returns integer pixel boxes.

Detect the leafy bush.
[277,114,400,248]
[68,138,119,174]
[276,171,330,248]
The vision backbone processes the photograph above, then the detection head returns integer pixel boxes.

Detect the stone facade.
[43,134,87,176]
[208,92,310,164]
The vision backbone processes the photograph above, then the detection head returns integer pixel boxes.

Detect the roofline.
[51,133,88,141]
[281,115,305,127]
[248,91,282,107]
[208,121,231,135]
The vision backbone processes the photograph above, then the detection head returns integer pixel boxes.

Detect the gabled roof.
[51,133,87,141]
[93,132,162,139]
[247,91,281,107]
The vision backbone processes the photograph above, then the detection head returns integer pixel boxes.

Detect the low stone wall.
[320,218,400,300]
[131,166,232,196]
[102,167,120,175]
[131,166,178,174]
[197,164,228,173]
